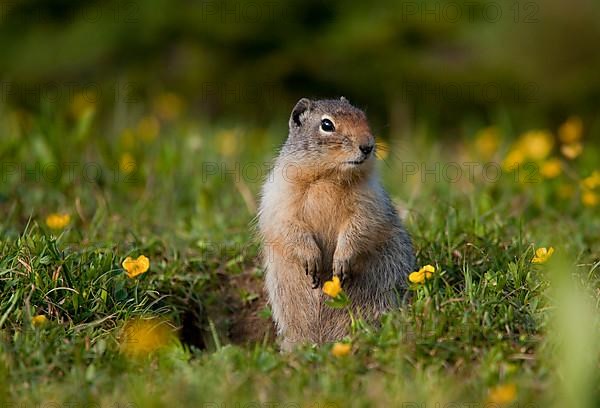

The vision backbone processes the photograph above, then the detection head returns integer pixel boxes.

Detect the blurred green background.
[1,0,600,128]
[1,1,600,405]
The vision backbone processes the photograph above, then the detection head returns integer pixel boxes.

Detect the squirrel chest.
[294,180,353,243]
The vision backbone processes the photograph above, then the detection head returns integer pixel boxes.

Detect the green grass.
[1,103,599,406]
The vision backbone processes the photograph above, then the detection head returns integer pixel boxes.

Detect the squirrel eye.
[320,118,335,132]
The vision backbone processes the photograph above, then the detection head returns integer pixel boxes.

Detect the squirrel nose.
[359,144,374,155]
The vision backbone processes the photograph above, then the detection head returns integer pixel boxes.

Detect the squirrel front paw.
[299,248,322,289]
[333,257,351,285]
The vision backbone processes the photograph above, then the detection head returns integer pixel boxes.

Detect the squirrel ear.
[290,98,311,128]
[340,96,349,103]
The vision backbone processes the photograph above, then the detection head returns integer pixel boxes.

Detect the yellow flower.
[31,315,48,327]
[518,130,554,161]
[475,126,500,159]
[558,116,583,144]
[582,191,599,207]
[120,318,175,356]
[69,92,96,119]
[120,128,136,149]
[45,213,71,230]
[560,142,583,160]
[581,171,600,190]
[122,255,150,278]
[487,383,517,405]
[136,116,160,142]
[331,342,352,357]
[408,271,425,284]
[376,140,389,160]
[421,264,435,277]
[217,129,239,157]
[119,152,136,174]
[540,158,562,179]
[409,264,436,284]
[322,276,342,298]
[502,148,525,171]
[557,184,574,199]
[153,92,184,121]
[532,247,554,264]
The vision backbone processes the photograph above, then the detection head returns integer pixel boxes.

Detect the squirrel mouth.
[345,159,366,165]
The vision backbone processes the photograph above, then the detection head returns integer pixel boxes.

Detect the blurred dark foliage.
[0,0,599,127]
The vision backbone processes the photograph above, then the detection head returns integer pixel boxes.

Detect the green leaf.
[325,292,350,309]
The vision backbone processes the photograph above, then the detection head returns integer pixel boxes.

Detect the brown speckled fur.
[258,98,415,351]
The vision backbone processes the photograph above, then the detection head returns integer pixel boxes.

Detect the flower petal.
[422,265,435,273]
[409,271,425,284]
[123,255,150,278]
[322,276,342,298]
[331,342,352,357]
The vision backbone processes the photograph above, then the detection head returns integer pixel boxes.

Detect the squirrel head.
[284,97,376,180]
